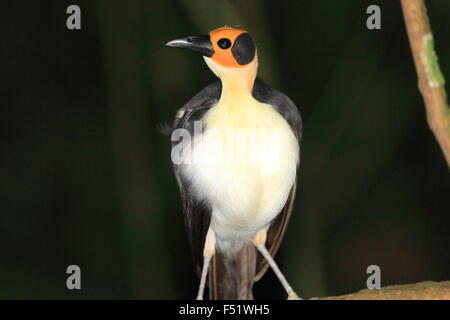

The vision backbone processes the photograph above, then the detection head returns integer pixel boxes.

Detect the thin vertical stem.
[401,0,450,168]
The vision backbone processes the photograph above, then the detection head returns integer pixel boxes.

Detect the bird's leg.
[197,228,216,300]
[252,228,301,300]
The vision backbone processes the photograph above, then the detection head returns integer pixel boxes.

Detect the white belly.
[181,101,299,254]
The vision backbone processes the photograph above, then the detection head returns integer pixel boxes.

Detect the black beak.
[165,35,214,57]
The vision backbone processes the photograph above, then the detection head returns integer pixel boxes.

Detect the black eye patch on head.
[231,33,256,65]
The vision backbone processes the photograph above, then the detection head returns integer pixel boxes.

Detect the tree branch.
[401,0,450,169]
[312,281,450,300]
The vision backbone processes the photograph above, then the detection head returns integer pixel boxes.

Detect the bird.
[166,26,302,300]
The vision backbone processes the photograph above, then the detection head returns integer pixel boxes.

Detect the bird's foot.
[287,292,302,300]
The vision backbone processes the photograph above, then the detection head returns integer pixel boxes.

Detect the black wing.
[252,78,303,280]
[172,80,221,275]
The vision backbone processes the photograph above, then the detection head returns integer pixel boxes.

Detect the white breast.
[181,98,299,255]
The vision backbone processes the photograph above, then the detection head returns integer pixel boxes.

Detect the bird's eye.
[217,38,232,49]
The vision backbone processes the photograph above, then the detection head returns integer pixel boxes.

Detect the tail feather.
[209,244,256,300]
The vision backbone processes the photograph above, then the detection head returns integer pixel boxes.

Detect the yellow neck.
[204,56,258,110]
[219,74,255,107]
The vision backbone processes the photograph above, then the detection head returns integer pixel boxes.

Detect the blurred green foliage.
[0,0,449,299]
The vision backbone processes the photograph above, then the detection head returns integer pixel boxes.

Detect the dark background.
[1,0,449,299]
